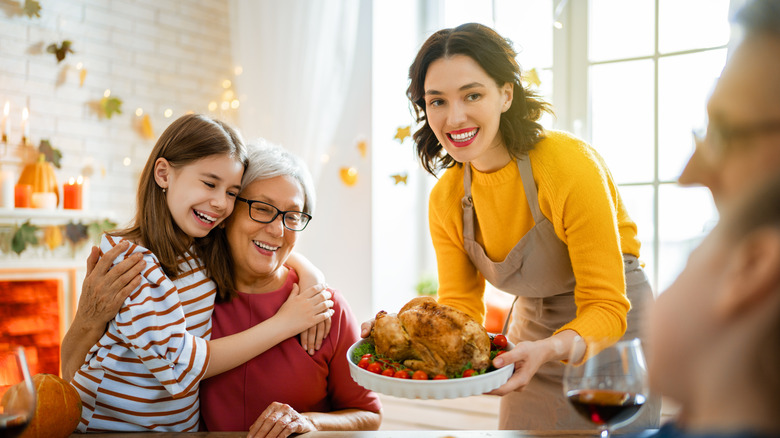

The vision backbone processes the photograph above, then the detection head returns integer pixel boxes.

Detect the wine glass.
[563,337,649,438]
[0,346,36,438]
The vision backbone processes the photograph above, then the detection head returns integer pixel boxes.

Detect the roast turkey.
[371,297,491,376]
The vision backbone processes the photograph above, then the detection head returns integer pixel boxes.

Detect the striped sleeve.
[100,235,210,398]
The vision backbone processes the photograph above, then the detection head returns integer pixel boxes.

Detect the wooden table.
[70,430,659,437]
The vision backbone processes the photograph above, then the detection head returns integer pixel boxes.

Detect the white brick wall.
[0,0,235,226]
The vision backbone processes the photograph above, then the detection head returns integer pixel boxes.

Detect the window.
[370,0,730,316]
[438,0,729,294]
[578,0,729,292]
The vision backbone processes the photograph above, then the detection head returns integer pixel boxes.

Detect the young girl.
[640,173,780,437]
[70,114,334,432]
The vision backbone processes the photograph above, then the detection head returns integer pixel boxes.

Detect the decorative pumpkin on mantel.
[18,154,59,207]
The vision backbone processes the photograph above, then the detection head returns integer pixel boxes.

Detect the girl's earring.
[162,188,167,194]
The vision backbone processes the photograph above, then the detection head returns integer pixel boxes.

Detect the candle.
[81,176,90,210]
[63,177,83,209]
[21,107,29,145]
[1,101,8,143]
[0,168,14,208]
[31,192,57,209]
[14,184,32,208]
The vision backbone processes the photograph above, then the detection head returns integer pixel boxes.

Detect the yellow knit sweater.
[429,130,639,341]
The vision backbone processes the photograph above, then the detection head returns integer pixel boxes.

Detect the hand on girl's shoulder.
[99,234,154,267]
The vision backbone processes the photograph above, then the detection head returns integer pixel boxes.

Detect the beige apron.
[461,157,660,430]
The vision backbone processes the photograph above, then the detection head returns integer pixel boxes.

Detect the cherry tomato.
[367,362,383,374]
[357,357,370,369]
[381,368,395,377]
[394,370,410,379]
[462,369,476,377]
[361,353,373,359]
[495,350,506,357]
[492,334,508,349]
[412,370,429,380]
[433,374,448,380]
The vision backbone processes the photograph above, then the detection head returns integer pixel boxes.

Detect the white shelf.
[0,208,117,225]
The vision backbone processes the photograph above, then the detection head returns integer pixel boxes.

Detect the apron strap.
[517,156,545,224]
[501,295,519,335]
[462,164,476,241]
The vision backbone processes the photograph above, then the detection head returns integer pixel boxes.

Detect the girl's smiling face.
[157,153,244,239]
[424,54,514,173]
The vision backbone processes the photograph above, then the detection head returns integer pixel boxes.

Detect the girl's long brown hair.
[113,114,247,281]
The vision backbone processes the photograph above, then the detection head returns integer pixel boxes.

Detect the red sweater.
[199,269,381,431]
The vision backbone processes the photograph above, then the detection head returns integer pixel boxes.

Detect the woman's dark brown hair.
[407,22,552,176]
[113,113,247,282]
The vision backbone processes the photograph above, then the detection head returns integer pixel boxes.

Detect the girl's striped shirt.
[71,234,215,432]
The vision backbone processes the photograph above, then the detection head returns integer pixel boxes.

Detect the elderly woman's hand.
[247,402,316,438]
[61,240,146,380]
[77,241,146,326]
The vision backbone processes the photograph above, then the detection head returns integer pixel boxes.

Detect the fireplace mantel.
[1,207,122,370]
[0,207,119,226]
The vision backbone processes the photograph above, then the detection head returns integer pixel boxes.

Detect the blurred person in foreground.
[678,0,780,208]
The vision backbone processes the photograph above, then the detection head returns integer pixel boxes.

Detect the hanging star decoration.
[390,172,408,185]
[357,140,367,158]
[22,0,41,18]
[522,68,542,88]
[46,40,74,63]
[394,125,411,143]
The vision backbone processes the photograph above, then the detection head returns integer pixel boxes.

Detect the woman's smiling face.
[226,175,305,289]
[424,54,513,172]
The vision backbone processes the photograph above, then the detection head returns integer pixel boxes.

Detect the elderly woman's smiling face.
[226,175,305,289]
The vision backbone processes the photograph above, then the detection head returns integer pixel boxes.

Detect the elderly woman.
[62,139,381,436]
[199,140,381,436]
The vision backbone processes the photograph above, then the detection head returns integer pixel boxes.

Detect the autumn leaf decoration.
[39,139,63,169]
[64,222,89,246]
[46,40,74,63]
[100,95,123,119]
[22,0,42,18]
[11,221,39,255]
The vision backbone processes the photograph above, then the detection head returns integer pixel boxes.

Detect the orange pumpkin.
[18,154,59,207]
[1,373,82,438]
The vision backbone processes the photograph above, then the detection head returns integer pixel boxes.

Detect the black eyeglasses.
[694,119,780,160]
[236,197,312,231]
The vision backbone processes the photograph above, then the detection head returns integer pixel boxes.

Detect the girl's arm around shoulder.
[204,282,334,378]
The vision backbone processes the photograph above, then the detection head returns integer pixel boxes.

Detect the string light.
[122,157,131,166]
[234,66,243,76]
[135,108,143,116]
[164,109,173,118]
[208,101,218,112]
[230,99,239,109]
[103,89,111,97]
[222,79,232,89]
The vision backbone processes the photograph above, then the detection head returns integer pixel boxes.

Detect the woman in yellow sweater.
[406,23,660,430]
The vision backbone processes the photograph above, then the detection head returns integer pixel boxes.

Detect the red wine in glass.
[0,414,31,438]
[563,337,649,438]
[567,389,646,427]
[0,347,35,438]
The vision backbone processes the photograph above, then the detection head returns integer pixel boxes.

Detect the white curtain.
[229,0,361,182]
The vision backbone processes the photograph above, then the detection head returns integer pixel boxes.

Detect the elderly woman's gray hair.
[242,139,316,215]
